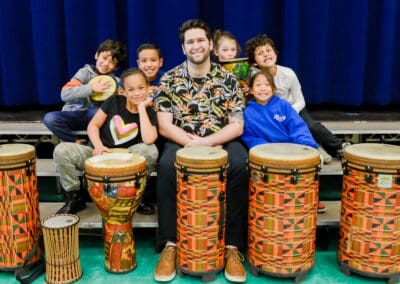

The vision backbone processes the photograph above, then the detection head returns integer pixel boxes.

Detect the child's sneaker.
[318,201,327,213]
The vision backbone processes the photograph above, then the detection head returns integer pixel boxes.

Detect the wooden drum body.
[247,143,320,281]
[175,146,228,282]
[0,143,42,270]
[85,153,147,273]
[42,214,82,284]
[338,143,400,282]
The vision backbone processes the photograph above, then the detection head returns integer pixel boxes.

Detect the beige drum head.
[176,146,228,169]
[42,214,79,229]
[250,143,320,169]
[344,143,400,169]
[85,153,146,176]
[0,143,36,165]
[89,75,117,102]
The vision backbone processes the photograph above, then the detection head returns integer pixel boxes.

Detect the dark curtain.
[0,0,399,107]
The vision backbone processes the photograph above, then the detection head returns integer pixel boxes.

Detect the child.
[242,70,326,213]
[212,29,241,62]
[136,43,165,214]
[136,43,164,89]
[53,68,158,214]
[244,34,350,164]
[44,39,127,143]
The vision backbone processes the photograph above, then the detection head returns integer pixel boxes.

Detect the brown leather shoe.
[154,246,176,282]
[224,247,246,282]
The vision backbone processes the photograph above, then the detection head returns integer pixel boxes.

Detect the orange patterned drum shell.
[248,143,320,278]
[85,153,147,273]
[175,146,228,277]
[0,143,42,270]
[338,143,400,278]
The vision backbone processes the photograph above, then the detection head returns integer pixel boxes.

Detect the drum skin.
[0,144,42,270]
[42,214,82,284]
[175,146,228,281]
[247,143,320,280]
[338,143,400,280]
[89,75,117,103]
[85,153,146,273]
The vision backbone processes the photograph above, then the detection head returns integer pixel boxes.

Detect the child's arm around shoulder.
[60,64,96,102]
[138,100,158,144]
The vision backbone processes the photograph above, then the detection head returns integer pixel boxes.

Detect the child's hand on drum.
[93,145,111,156]
[90,77,113,94]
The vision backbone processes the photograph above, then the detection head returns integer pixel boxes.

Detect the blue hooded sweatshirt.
[242,95,318,149]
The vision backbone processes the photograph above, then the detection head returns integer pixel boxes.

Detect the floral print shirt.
[155,61,244,137]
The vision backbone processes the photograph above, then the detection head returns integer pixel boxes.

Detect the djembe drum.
[89,75,117,103]
[0,143,42,270]
[220,57,249,88]
[338,143,400,283]
[247,143,320,282]
[85,153,146,273]
[175,146,228,282]
[42,214,82,284]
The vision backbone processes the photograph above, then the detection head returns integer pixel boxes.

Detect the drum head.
[85,152,146,176]
[89,75,117,102]
[176,146,228,169]
[344,143,400,169]
[0,143,36,165]
[42,214,79,229]
[250,143,320,168]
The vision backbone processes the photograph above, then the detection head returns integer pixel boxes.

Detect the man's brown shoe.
[154,246,176,282]
[224,247,246,282]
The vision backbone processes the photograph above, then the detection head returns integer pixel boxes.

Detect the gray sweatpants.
[53,142,158,192]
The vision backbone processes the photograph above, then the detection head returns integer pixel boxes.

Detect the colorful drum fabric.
[175,146,228,281]
[220,57,249,88]
[89,75,117,103]
[42,214,82,284]
[247,143,320,280]
[338,143,400,281]
[0,143,42,270]
[85,153,146,273]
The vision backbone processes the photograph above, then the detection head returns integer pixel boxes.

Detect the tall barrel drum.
[338,143,400,283]
[175,146,228,282]
[247,143,320,282]
[0,144,42,270]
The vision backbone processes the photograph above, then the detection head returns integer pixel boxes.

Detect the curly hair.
[244,35,278,64]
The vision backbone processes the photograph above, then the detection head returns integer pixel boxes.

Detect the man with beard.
[153,19,248,283]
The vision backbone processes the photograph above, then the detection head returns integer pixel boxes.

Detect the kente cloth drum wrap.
[42,214,82,284]
[338,143,400,281]
[247,143,320,280]
[0,143,42,270]
[175,146,228,281]
[85,153,147,273]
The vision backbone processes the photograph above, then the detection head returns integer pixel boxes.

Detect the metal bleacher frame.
[1,119,400,229]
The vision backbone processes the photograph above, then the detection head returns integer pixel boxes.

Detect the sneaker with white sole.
[154,246,176,282]
[224,247,246,282]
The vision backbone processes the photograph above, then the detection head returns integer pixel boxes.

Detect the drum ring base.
[338,258,400,284]
[105,263,137,274]
[248,264,311,284]
[176,265,224,282]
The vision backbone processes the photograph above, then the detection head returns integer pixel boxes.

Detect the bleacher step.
[39,202,159,228]
[36,158,343,176]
